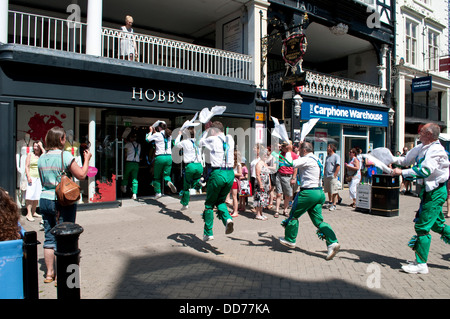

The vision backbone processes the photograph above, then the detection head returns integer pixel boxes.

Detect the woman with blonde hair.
[38,127,92,284]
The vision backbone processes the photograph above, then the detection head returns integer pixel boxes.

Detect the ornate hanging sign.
[282,33,308,67]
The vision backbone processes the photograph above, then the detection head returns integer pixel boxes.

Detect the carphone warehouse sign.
[301,100,388,127]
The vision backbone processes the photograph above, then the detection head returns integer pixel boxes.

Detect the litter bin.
[371,174,400,217]
[0,239,24,299]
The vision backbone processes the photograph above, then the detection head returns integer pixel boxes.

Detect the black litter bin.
[370,174,400,217]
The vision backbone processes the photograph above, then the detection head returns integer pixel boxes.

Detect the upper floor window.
[405,20,418,65]
[415,0,431,5]
[428,30,439,71]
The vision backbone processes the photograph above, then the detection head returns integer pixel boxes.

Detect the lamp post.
[388,108,395,151]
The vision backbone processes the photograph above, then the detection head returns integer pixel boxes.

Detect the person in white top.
[198,121,234,240]
[173,126,203,210]
[392,123,450,274]
[145,121,177,199]
[279,142,340,261]
[121,133,141,200]
[120,15,137,61]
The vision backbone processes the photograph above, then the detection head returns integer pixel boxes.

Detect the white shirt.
[199,133,234,168]
[124,141,141,162]
[173,136,201,164]
[393,140,449,192]
[292,153,322,189]
[250,157,260,178]
[145,131,172,156]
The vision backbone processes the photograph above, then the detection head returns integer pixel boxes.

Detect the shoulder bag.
[55,151,80,206]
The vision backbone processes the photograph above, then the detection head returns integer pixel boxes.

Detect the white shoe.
[329,205,336,211]
[401,261,429,274]
[181,205,189,211]
[167,181,177,193]
[152,193,162,199]
[279,237,296,249]
[203,235,214,241]
[225,219,234,234]
[131,194,137,200]
[326,243,340,260]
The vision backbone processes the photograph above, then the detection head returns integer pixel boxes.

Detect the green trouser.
[284,189,338,246]
[203,169,234,237]
[152,154,173,194]
[413,183,450,263]
[181,162,203,206]
[122,161,139,194]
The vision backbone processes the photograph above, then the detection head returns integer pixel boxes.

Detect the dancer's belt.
[300,187,322,191]
[212,167,233,171]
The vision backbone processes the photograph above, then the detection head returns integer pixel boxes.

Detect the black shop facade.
[0,45,256,209]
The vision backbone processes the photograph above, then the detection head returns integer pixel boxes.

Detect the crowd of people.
[2,121,450,286]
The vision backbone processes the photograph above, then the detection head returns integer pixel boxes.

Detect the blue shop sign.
[301,100,388,127]
[411,76,432,93]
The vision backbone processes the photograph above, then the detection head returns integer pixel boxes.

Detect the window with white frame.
[416,0,431,5]
[405,20,418,65]
[428,30,439,71]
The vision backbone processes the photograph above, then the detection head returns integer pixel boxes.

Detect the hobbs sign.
[132,87,184,104]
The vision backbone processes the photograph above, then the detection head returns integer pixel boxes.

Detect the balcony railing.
[7,10,253,81]
[303,71,384,105]
[269,70,384,105]
[101,27,252,80]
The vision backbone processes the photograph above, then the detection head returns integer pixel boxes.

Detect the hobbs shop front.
[301,99,389,180]
[0,47,255,209]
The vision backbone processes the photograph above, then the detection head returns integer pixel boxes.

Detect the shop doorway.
[342,135,368,183]
[99,110,183,201]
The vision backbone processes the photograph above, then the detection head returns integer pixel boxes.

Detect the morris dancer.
[279,142,340,260]
[174,126,203,210]
[146,121,177,199]
[392,123,450,274]
[198,121,234,241]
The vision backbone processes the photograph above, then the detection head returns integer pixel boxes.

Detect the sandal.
[255,215,267,220]
[350,203,356,208]
[231,212,239,217]
[44,275,54,284]
[274,212,279,218]
[267,205,273,210]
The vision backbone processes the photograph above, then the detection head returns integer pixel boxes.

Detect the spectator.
[345,148,361,208]
[253,145,271,220]
[274,141,298,217]
[230,150,242,217]
[323,144,340,211]
[0,188,24,241]
[38,127,91,284]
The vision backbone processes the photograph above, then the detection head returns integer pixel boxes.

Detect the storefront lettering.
[312,104,384,122]
[132,87,184,104]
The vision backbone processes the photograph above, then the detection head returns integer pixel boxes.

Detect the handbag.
[55,151,80,206]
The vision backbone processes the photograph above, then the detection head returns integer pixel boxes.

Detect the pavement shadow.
[111,250,389,299]
[141,198,194,224]
[340,249,450,271]
[167,233,223,255]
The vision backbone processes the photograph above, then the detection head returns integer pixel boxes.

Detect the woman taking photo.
[24,141,45,222]
[38,127,91,284]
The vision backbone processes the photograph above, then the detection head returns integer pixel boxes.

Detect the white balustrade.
[7,11,253,82]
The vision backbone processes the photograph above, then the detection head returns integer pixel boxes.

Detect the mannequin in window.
[16,133,34,205]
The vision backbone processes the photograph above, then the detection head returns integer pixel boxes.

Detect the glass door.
[90,110,124,204]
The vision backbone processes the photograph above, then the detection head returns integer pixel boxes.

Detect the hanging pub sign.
[282,33,308,67]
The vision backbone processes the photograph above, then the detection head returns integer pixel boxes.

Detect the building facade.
[264,0,395,180]
[393,0,450,152]
[0,0,270,208]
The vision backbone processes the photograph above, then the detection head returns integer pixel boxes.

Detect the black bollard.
[22,231,40,299]
[50,222,84,299]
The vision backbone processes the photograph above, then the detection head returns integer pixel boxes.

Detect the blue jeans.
[40,198,77,249]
